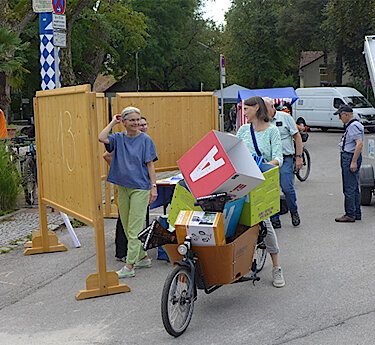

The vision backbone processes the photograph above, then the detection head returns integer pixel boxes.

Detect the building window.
[319,67,328,76]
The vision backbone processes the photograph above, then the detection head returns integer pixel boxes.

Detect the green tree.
[277,0,328,54]
[70,0,148,85]
[224,0,290,88]
[130,0,219,91]
[322,0,375,84]
[0,0,34,120]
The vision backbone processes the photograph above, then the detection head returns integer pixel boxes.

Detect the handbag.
[250,124,264,168]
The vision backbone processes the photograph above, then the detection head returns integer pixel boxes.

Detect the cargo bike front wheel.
[161,266,195,337]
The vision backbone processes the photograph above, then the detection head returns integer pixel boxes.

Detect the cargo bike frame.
[161,221,267,337]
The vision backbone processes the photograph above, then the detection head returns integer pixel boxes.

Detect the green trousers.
[117,186,149,265]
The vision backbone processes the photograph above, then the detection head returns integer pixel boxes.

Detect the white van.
[292,87,375,132]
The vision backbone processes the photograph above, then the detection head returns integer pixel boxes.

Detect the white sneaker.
[272,267,285,288]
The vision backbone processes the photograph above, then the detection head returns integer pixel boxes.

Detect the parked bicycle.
[1,136,37,205]
[294,131,311,182]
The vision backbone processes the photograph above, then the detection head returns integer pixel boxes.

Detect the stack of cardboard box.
[164,130,280,285]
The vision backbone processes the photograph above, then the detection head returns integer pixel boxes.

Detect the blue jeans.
[271,156,297,222]
[341,152,362,218]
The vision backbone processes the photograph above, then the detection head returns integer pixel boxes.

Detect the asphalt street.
[1,130,375,345]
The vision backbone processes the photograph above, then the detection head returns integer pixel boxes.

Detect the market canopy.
[214,84,251,104]
[237,87,299,105]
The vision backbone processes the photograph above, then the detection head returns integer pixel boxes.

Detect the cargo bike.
[139,193,269,338]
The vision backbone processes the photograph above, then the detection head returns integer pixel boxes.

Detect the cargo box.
[168,180,245,238]
[177,130,265,200]
[239,164,280,227]
[174,210,226,246]
[164,224,259,286]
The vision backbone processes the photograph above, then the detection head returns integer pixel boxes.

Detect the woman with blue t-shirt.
[99,106,158,278]
[236,96,285,288]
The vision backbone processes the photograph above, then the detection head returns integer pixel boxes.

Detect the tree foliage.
[4,0,375,120]
[224,0,291,88]
[130,0,220,91]
[0,0,34,119]
[322,0,375,82]
[70,0,148,85]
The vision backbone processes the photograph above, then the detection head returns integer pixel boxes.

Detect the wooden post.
[75,93,129,299]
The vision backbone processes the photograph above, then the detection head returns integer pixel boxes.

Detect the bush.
[0,143,21,213]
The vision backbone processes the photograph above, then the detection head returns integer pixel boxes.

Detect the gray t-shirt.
[105,132,158,189]
[271,111,299,156]
[339,120,364,153]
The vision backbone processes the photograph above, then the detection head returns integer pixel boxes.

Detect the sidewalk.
[0,207,63,252]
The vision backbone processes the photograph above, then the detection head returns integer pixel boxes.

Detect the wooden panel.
[114,92,218,172]
[35,85,97,223]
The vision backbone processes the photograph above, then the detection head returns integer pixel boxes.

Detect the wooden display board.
[112,92,218,172]
[27,85,129,299]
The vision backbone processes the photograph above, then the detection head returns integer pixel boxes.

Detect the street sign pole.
[39,12,56,90]
[219,54,226,132]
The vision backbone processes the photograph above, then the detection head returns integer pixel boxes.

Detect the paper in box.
[177,130,265,200]
[239,164,280,227]
[223,196,246,238]
[174,210,226,246]
[168,180,245,238]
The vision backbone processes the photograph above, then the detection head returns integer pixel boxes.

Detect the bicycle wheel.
[161,266,195,337]
[23,156,36,205]
[253,242,267,273]
[296,147,311,182]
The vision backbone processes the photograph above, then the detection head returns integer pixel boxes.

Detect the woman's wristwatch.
[296,154,303,158]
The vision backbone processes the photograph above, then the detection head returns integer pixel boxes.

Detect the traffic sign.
[53,0,66,14]
[33,0,53,13]
[220,54,226,84]
[53,14,66,30]
[221,54,225,68]
[54,31,66,48]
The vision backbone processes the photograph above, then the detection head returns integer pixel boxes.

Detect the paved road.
[0,130,375,345]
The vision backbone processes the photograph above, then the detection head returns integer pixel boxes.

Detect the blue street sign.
[40,12,53,35]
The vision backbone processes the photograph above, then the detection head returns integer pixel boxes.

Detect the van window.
[344,96,372,108]
[334,98,345,109]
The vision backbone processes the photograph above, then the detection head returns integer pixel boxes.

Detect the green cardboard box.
[238,164,280,227]
[167,180,203,227]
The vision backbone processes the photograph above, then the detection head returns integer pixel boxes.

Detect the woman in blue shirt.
[237,96,285,288]
[99,107,158,278]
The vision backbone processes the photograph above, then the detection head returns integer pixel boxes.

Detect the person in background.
[264,98,302,228]
[334,105,364,222]
[236,96,285,288]
[103,116,149,263]
[139,116,148,132]
[226,105,236,132]
[99,107,158,278]
[0,108,7,139]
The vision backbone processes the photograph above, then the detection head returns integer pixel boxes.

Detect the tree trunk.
[335,46,343,85]
[60,0,93,86]
[0,72,11,121]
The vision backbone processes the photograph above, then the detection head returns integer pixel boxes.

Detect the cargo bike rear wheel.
[161,266,195,337]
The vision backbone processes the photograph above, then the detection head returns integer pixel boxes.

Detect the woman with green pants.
[99,107,158,278]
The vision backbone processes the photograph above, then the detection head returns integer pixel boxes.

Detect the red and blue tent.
[236,87,299,130]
